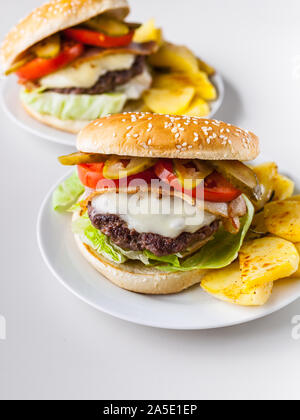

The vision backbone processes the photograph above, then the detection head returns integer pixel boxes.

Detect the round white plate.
[1,78,76,146]
[37,172,300,330]
[1,73,224,147]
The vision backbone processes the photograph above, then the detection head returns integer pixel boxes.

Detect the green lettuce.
[72,213,126,264]
[20,88,127,121]
[53,172,84,212]
[156,196,254,272]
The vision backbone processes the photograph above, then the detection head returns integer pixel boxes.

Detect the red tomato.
[154,159,183,191]
[154,160,241,202]
[204,172,241,202]
[64,28,134,48]
[17,42,84,82]
[78,164,157,190]
[78,163,105,190]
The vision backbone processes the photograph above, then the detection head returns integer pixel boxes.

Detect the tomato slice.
[79,160,241,202]
[204,172,241,202]
[78,163,157,190]
[154,159,182,191]
[154,160,241,202]
[64,28,134,48]
[17,42,84,82]
[78,163,105,190]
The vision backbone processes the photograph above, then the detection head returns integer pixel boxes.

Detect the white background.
[1,0,300,400]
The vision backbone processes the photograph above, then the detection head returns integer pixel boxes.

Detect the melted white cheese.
[116,68,152,99]
[91,192,216,239]
[40,54,135,89]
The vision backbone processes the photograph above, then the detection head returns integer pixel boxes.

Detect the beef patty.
[88,205,220,257]
[48,55,146,95]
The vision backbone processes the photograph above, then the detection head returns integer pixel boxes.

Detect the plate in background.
[37,172,300,330]
[1,73,224,147]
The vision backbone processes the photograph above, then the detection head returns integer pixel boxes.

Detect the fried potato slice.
[182,95,210,117]
[239,237,299,289]
[188,71,217,101]
[197,58,215,77]
[252,162,278,211]
[153,72,216,101]
[133,19,163,45]
[153,73,192,90]
[264,201,300,242]
[273,173,294,201]
[148,42,199,73]
[201,262,273,306]
[290,243,300,278]
[285,195,300,202]
[143,86,195,114]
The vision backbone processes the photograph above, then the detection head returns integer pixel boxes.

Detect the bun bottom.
[74,235,205,295]
[21,101,92,134]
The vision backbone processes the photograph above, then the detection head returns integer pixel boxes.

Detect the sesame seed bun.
[0,0,129,74]
[21,99,91,133]
[74,234,205,295]
[77,113,260,161]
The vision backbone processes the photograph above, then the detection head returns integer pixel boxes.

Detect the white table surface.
[1,0,300,400]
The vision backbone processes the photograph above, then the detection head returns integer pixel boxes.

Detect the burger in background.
[0,0,218,133]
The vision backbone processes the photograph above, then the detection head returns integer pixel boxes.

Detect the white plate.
[37,172,300,330]
[1,78,76,146]
[1,73,224,147]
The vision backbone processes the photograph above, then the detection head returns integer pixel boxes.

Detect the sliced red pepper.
[64,28,134,49]
[17,42,84,82]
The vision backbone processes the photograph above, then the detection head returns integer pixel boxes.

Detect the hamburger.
[54,112,261,294]
[0,0,158,133]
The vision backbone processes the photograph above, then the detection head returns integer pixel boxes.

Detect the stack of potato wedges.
[201,163,300,306]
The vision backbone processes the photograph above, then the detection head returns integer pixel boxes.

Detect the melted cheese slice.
[91,192,216,239]
[40,54,135,89]
[117,68,152,99]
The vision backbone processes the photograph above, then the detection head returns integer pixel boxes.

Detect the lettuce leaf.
[53,171,84,212]
[72,213,126,264]
[21,88,127,121]
[155,196,254,272]
[143,251,181,267]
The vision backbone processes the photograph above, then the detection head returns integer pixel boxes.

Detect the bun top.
[77,113,260,161]
[0,0,129,73]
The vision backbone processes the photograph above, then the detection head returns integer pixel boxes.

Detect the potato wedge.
[264,201,300,242]
[153,71,216,101]
[201,262,273,306]
[148,42,199,73]
[197,58,215,77]
[188,71,217,101]
[133,19,163,45]
[252,162,278,211]
[290,243,300,278]
[143,87,195,114]
[285,195,300,202]
[239,237,299,289]
[182,95,210,117]
[153,73,191,90]
[273,173,294,201]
